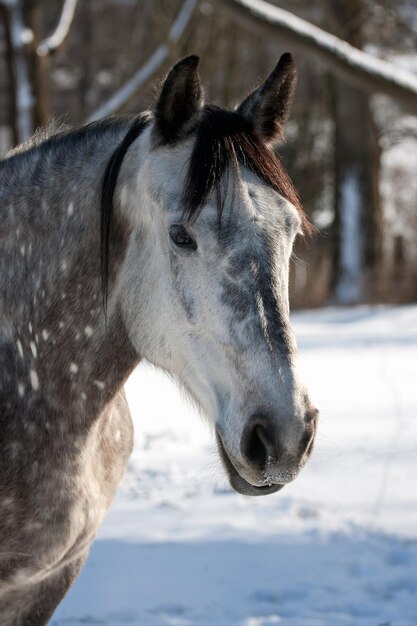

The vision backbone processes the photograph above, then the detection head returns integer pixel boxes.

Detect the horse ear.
[237,53,297,145]
[154,55,204,144]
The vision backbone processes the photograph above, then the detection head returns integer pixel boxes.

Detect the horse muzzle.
[216,408,318,496]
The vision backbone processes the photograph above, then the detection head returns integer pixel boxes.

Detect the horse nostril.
[241,416,277,470]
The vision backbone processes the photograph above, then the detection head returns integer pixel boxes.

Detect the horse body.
[0,394,132,624]
[0,54,318,624]
[0,120,138,622]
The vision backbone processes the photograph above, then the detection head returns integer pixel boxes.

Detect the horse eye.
[169,225,197,250]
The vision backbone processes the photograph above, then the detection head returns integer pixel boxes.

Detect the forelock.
[182,104,310,234]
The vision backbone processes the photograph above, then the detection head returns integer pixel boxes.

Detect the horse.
[0,53,318,624]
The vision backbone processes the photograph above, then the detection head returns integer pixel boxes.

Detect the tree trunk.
[25,1,50,128]
[327,0,382,303]
[1,5,19,146]
[4,0,35,143]
[331,79,382,302]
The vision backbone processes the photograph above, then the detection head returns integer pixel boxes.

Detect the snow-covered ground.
[53,305,417,626]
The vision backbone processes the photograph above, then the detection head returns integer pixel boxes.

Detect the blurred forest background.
[1,0,416,308]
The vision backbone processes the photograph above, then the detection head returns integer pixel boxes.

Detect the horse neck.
[0,121,141,428]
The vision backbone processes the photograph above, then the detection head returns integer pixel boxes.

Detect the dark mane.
[100,112,152,314]
[183,104,310,232]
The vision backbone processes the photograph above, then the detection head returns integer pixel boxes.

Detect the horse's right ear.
[154,55,204,144]
[237,53,297,145]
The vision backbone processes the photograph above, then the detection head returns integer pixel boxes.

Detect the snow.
[53,305,417,626]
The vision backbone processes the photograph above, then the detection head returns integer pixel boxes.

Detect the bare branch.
[87,0,198,123]
[218,0,417,113]
[37,0,78,57]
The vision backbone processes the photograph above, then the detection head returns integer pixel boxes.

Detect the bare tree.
[0,0,78,143]
[217,0,417,112]
[0,0,33,142]
[324,0,382,302]
[37,0,78,57]
[87,0,198,122]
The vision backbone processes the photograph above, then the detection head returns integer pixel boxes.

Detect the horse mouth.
[215,431,284,497]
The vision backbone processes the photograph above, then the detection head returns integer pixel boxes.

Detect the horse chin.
[215,431,284,497]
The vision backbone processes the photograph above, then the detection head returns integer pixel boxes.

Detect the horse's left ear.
[237,53,297,145]
[154,55,204,144]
